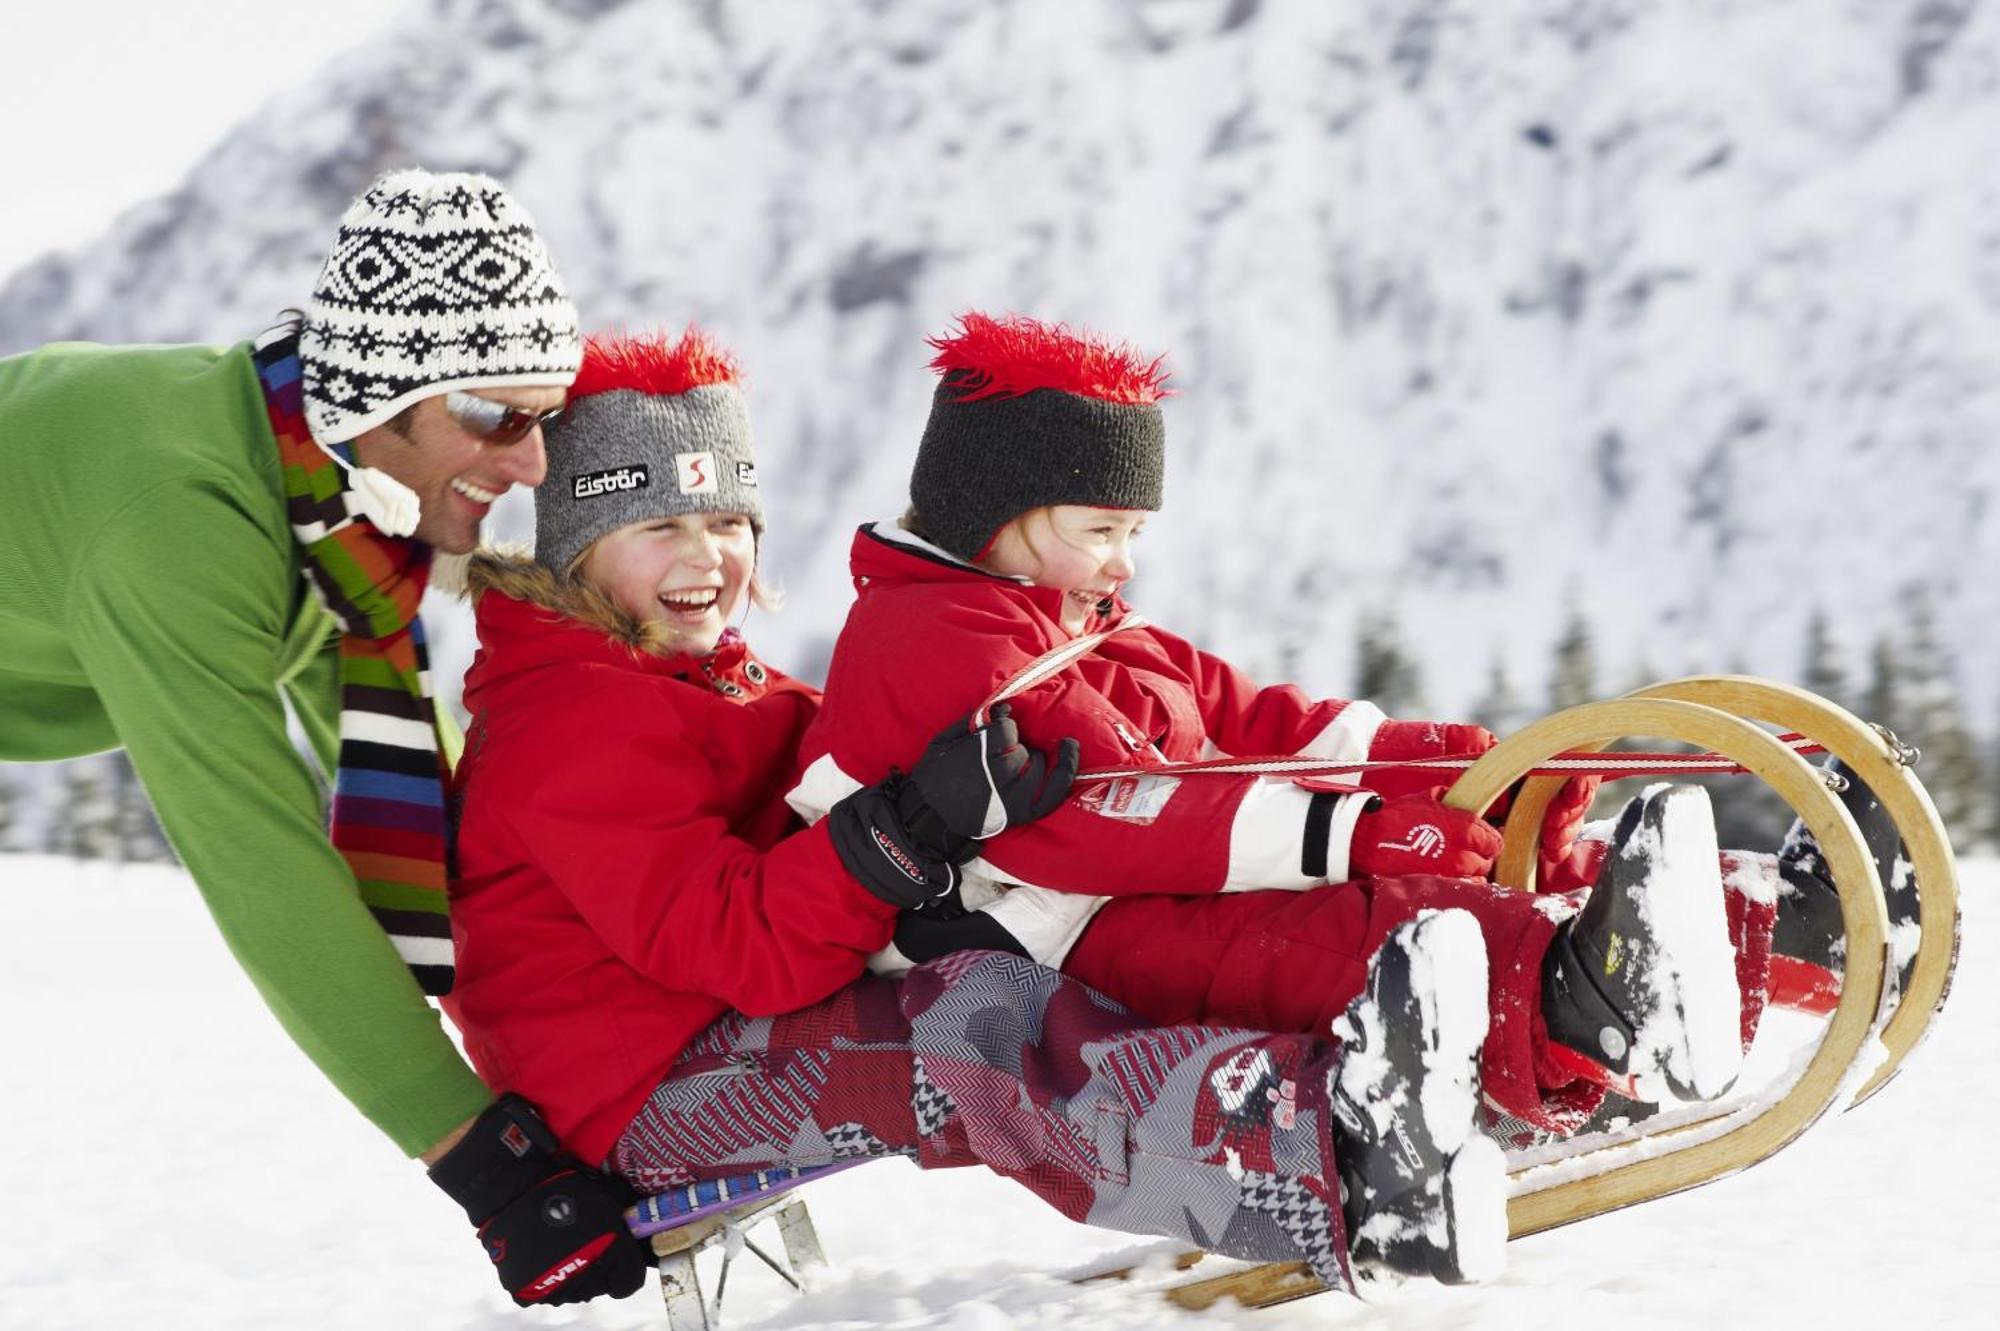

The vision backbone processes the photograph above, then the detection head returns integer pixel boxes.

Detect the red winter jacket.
[789,524,1451,963]
[445,555,899,1162]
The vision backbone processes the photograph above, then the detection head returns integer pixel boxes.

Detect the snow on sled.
[619,676,1960,1323]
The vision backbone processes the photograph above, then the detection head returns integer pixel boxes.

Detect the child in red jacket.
[447,329,1515,1292]
[791,313,1756,1135]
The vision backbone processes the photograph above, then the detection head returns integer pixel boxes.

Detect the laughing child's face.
[577,511,757,654]
[981,505,1146,633]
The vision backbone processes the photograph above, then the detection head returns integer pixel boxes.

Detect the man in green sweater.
[0,169,649,1305]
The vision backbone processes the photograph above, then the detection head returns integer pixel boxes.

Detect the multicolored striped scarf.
[252,324,454,996]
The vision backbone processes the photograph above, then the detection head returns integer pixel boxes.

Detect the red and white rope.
[971,616,1826,785]
[1071,734,1826,784]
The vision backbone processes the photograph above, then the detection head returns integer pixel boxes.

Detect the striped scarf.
[252,325,454,996]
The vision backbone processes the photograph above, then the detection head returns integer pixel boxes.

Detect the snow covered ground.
[1,853,1990,1330]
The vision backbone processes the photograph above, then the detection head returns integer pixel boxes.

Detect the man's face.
[351,386,564,553]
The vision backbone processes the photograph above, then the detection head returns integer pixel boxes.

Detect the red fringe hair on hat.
[927,312,1171,406]
[569,326,742,401]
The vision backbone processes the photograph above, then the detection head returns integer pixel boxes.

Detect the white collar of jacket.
[861,516,1031,583]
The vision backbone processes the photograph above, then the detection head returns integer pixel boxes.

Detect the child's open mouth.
[660,588,720,620]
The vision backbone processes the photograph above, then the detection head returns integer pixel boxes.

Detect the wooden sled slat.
[1625,676,1961,1104]
[1161,1259,1323,1312]
[1442,695,1891,1239]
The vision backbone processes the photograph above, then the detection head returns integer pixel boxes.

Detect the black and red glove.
[1349,789,1505,880]
[429,1095,650,1307]
[828,704,1080,912]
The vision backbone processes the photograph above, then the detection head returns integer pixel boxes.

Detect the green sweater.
[0,340,491,1155]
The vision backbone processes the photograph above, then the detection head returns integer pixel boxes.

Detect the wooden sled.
[1465,674,1961,1239]
[628,677,1961,1319]
[1079,675,1964,1311]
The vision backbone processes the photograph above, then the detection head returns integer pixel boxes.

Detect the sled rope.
[969,615,1148,730]
[970,618,1826,784]
[1064,735,1827,784]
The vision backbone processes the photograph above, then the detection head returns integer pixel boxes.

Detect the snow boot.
[1540,783,1743,1104]
[1771,756,1918,1011]
[1330,908,1507,1286]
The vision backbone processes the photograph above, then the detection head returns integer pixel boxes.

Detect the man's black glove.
[428,1094,650,1307]
[828,705,1081,911]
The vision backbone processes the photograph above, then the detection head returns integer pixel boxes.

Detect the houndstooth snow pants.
[610,951,1355,1291]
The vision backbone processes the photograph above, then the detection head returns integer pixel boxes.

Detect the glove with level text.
[428,1094,650,1307]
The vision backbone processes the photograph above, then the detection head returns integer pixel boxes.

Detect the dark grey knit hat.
[910,313,1167,562]
[535,330,760,573]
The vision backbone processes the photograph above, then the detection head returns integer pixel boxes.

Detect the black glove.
[893,905,1033,963]
[908,704,1081,842]
[827,706,1081,911]
[428,1094,650,1307]
[827,772,969,910]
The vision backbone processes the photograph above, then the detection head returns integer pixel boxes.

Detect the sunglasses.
[444,391,564,445]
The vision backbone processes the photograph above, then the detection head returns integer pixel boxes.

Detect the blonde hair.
[903,504,1056,581]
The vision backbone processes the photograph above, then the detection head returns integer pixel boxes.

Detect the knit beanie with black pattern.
[535,328,761,574]
[909,312,1169,563]
[300,168,582,446]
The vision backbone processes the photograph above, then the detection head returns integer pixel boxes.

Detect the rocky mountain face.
[4,0,1994,743]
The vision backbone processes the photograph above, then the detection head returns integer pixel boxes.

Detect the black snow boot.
[1540,784,1743,1104]
[1330,908,1507,1286]
[1772,756,1919,1003]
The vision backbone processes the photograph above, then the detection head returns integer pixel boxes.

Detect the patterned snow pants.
[611,951,1354,1291]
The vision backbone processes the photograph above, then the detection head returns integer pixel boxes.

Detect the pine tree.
[1354,606,1425,717]
[1898,598,1987,852]
[1549,598,1596,712]
[109,751,175,865]
[1863,634,1902,737]
[1469,649,1530,736]
[1801,605,1850,711]
[49,756,121,861]
[0,765,19,854]
[1988,706,2000,855]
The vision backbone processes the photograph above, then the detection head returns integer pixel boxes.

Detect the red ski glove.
[1537,774,1601,883]
[1364,720,1499,802]
[1349,790,1505,880]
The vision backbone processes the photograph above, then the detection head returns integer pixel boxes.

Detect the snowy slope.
[0,851,1991,1329]
[2,0,1997,724]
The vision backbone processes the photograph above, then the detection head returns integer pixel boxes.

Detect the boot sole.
[1437,1133,1509,1284]
[1623,785,1744,1102]
[1406,908,1492,1159]
[1415,910,1504,1284]
[1353,909,1506,1285]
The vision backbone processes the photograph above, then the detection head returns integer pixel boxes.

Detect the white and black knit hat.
[536,329,762,574]
[911,312,1168,562]
[300,169,582,445]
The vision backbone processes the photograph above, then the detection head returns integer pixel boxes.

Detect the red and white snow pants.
[1063,869,1776,1135]
[611,952,1356,1291]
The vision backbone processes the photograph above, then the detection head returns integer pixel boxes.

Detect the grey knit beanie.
[535,330,761,573]
[300,169,581,445]
[910,313,1167,562]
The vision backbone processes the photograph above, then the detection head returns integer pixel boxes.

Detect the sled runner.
[624,1164,859,1328]
[622,676,1958,1321]
[1466,675,1959,1239]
